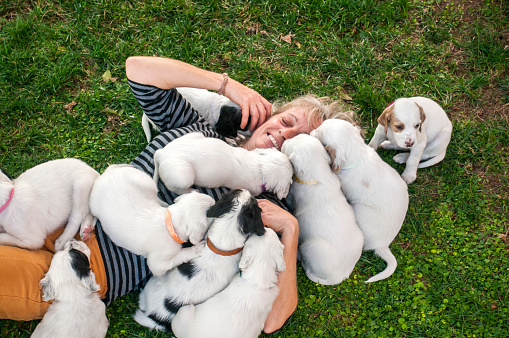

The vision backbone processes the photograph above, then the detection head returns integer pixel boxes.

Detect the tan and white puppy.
[153,132,293,199]
[0,159,99,251]
[311,119,409,283]
[368,96,453,184]
[89,164,215,276]
[171,228,285,338]
[31,239,108,338]
[281,134,363,285]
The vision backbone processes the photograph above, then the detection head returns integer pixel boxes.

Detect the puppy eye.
[415,124,420,129]
[396,125,403,130]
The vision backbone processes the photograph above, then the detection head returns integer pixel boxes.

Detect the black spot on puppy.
[164,298,184,314]
[206,189,242,218]
[177,261,196,279]
[148,312,173,332]
[69,248,91,280]
[216,105,249,138]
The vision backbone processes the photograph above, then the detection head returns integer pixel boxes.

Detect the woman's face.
[243,108,316,151]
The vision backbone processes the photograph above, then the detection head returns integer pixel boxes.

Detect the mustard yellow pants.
[0,228,107,320]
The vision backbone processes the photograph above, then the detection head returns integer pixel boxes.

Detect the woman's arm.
[125,56,271,130]
[257,199,299,333]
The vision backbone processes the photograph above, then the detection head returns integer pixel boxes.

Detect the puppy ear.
[325,146,341,172]
[40,275,56,301]
[238,247,254,270]
[206,190,239,218]
[275,243,286,273]
[416,103,426,132]
[378,105,393,135]
[82,271,100,293]
[239,199,265,236]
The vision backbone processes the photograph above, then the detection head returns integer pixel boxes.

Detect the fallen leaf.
[63,101,77,113]
[281,33,295,43]
[491,304,497,310]
[337,86,353,101]
[104,107,118,115]
[295,42,301,48]
[102,70,118,83]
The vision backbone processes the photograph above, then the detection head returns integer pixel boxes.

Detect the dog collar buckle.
[0,188,14,213]
[165,210,186,244]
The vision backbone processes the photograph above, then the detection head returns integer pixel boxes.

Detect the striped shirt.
[95,80,287,304]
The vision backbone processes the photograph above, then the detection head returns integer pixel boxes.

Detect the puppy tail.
[364,247,397,283]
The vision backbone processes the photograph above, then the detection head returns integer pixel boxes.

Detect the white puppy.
[311,119,409,283]
[153,132,293,199]
[0,158,99,251]
[89,164,215,276]
[133,189,266,332]
[171,228,286,338]
[282,134,364,285]
[142,87,246,142]
[368,96,453,184]
[31,239,108,338]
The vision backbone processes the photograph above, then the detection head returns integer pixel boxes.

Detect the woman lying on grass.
[0,55,355,334]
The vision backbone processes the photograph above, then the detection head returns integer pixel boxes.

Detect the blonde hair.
[271,94,357,129]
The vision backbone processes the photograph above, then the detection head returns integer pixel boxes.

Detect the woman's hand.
[257,199,299,333]
[125,56,271,132]
[223,78,272,131]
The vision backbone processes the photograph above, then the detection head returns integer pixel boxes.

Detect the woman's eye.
[282,118,288,126]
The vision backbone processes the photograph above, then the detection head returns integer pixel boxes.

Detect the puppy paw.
[401,172,416,184]
[54,238,67,251]
[380,141,395,149]
[80,226,93,241]
[393,153,410,164]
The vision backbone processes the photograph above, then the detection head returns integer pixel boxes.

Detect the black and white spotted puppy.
[31,239,108,338]
[133,189,265,332]
[141,87,247,142]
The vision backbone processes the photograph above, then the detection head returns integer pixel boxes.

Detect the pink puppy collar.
[0,188,14,213]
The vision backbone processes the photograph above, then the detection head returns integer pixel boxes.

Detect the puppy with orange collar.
[368,97,453,184]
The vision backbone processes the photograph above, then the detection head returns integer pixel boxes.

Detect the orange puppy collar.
[206,237,243,256]
[166,210,186,244]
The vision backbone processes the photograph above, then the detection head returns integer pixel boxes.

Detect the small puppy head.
[253,148,294,199]
[215,103,248,138]
[239,228,286,288]
[282,134,331,179]
[40,239,100,301]
[378,98,426,149]
[207,189,265,236]
[310,119,365,172]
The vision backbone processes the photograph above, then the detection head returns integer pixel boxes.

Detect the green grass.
[1,0,508,337]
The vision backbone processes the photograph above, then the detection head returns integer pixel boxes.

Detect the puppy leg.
[393,152,410,164]
[147,243,205,276]
[380,141,405,150]
[157,159,197,195]
[418,151,446,169]
[0,232,44,249]
[55,176,96,251]
[367,125,387,150]
[79,214,97,241]
[401,144,426,184]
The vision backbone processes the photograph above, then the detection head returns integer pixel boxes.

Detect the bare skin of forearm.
[263,218,299,333]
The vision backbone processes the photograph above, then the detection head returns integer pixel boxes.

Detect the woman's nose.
[280,127,299,140]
